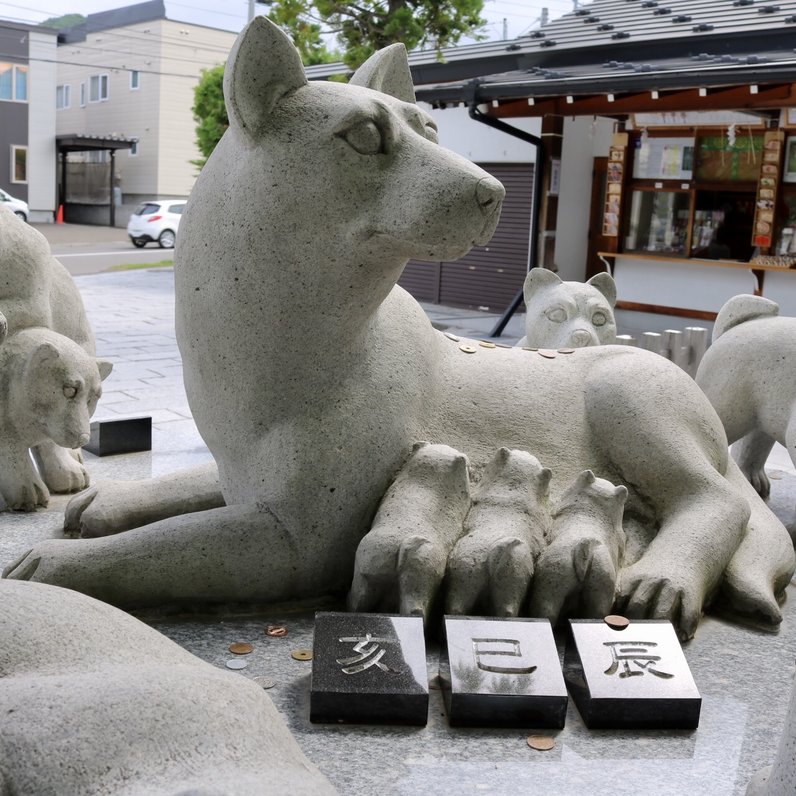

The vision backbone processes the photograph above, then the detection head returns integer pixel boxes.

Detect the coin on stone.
[479,340,496,349]
[291,649,313,661]
[444,332,460,342]
[527,735,555,751]
[265,625,288,637]
[459,344,477,354]
[229,642,254,655]
[604,614,630,630]
[225,658,248,670]
[522,347,539,352]
[557,348,576,354]
[538,349,557,359]
[253,676,276,689]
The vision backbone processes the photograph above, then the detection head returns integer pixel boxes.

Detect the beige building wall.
[56,18,234,200]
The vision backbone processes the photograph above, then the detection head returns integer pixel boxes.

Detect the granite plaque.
[84,417,152,456]
[310,612,429,725]
[440,616,567,728]
[564,619,701,729]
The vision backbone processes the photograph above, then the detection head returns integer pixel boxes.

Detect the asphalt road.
[52,241,175,276]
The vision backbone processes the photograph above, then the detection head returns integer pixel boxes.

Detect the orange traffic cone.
[55,204,64,224]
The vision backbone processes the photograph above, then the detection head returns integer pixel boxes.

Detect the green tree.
[192,1,485,165]
[191,64,227,169]
[40,13,85,29]
[274,0,486,68]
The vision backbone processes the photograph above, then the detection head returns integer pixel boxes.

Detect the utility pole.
[248,0,256,22]
[502,17,508,40]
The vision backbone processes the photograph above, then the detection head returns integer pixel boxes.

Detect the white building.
[55,0,235,223]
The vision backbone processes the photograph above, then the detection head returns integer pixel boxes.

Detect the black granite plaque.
[84,417,152,456]
[564,619,701,729]
[440,616,567,728]
[310,612,429,726]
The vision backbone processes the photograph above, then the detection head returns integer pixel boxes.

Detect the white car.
[0,188,29,221]
[127,199,186,249]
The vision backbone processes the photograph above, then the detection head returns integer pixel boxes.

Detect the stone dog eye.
[341,119,384,155]
[545,307,567,323]
[63,385,77,399]
[592,312,607,327]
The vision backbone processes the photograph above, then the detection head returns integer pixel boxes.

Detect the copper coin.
[604,614,630,630]
[229,642,253,655]
[527,735,555,751]
[265,625,288,637]
[291,649,313,661]
[479,340,496,349]
[557,348,576,354]
[538,349,557,359]
[459,344,477,354]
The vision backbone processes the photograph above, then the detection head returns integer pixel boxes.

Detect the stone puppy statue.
[0,579,335,795]
[0,321,111,510]
[696,294,796,501]
[7,18,793,643]
[530,470,627,622]
[518,268,618,349]
[0,205,103,494]
[443,448,552,618]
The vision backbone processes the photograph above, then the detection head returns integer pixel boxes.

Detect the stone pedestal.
[440,616,567,728]
[564,619,701,729]
[310,612,428,726]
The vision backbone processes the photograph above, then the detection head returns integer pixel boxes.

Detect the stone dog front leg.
[3,503,309,609]
[348,442,470,622]
[0,439,49,511]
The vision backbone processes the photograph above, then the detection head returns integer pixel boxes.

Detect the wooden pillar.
[538,114,563,271]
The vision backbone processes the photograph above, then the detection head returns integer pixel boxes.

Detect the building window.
[129,140,138,156]
[80,81,86,107]
[11,146,27,183]
[56,84,71,110]
[130,70,140,90]
[89,73,109,102]
[0,63,28,102]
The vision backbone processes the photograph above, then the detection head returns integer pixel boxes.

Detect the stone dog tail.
[712,294,779,342]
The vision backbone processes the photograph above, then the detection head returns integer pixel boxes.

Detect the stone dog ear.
[26,340,60,374]
[96,358,113,381]
[523,267,561,303]
[349,43,416,104]
[223,16,308,136]
[587,271,618,308]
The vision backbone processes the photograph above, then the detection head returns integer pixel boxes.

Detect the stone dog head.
[522,268,617,349]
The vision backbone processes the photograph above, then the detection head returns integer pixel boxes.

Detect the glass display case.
[624,189,692,255]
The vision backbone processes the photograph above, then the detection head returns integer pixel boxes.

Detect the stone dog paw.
[348,442,470,622]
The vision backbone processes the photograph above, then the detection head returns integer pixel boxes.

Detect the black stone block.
[564,619,701,729]
[440,616,567,728]
[84,417,152,456]
[310,612,429,726]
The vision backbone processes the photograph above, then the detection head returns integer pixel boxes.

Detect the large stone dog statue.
[697,294,796,506]
[0,206,105,498]
[5,19,793,642]
[0,579,335,795]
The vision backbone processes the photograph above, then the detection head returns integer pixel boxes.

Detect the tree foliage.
[192,0,485,166]
[272,0,486,68]
[40,13,85,29]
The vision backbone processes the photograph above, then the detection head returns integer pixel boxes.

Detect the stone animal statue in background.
[0,579,335,795]
[517,268,617,349]
[697,294,796,504]
[0,320,111,510]
[6,18,794,642]
[0,206,106,499]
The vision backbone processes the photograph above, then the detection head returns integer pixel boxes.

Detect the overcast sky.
[0,0,575,43]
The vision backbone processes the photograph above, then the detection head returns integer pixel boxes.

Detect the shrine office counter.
[598,251,796,319]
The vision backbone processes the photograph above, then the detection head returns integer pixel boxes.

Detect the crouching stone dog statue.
[5,18,794,642]
[697,294,796,506]
[0,207,111,509]
[0,579,335,795]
